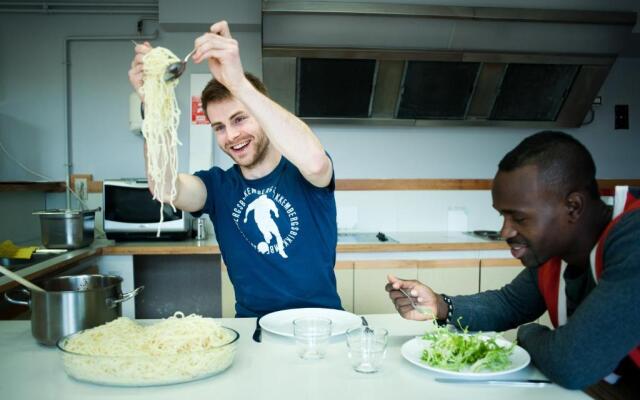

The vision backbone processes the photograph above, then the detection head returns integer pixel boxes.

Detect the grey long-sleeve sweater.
[451,208,640,390]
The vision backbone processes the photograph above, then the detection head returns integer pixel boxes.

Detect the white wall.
[3,10,638,184]
[0,193,46,244]
[0,13,261,182]
[1,7,639,236]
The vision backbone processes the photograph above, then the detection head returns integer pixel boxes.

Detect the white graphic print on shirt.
[231,186,300,259]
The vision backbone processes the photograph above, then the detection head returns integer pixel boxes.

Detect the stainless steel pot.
[4,274,143,346]
[32,208,99,249]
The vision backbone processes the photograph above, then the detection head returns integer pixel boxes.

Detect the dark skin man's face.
[492,165,574,268]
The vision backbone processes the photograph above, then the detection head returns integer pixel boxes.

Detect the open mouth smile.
[230,140,250,153]
[509,243,528,259]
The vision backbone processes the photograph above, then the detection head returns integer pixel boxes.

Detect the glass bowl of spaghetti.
[56,313,239,386]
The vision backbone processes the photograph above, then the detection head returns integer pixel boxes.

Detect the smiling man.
[386,131,640,397]
[128,21,341,317]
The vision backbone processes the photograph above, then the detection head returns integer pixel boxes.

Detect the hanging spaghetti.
[140,47,182,236]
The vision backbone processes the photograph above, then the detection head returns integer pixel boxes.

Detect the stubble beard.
[229,133,270,170]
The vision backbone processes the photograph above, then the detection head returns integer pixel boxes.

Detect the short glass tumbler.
[293,317,332,360]
[346,327,388,373]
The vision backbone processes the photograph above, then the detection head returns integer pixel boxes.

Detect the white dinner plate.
[401,335,531,378]
[259,308,362,337]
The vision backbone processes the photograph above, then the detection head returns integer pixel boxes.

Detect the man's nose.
[500,218,517,239]
[227,126,242,141]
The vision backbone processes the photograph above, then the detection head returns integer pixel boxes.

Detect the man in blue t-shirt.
[128,21,341,317]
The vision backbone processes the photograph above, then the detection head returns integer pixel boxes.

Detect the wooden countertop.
[100,238,221,255]
[0,181,65,192]
[99,232,508,255]
[4,178,640,193]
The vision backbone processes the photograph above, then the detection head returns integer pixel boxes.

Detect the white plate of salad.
[401,327,531,378]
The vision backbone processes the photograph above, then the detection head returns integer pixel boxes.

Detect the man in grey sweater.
[387,131,639,398]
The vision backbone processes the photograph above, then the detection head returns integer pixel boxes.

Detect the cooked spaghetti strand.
[140,47,182,236]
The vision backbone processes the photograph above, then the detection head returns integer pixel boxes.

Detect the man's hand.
[192,21,246,95]
[128,41,152,100]
[385,275,443,321]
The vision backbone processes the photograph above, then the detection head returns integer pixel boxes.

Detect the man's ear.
[565,191,585,223]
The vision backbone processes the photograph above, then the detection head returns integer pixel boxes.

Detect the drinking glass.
[346,326,388,373]
[293,317,332,360]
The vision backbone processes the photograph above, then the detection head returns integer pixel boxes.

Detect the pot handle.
[106,286,144,308]
[4,288,31,307]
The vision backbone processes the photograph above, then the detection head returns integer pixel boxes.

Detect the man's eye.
[235,115,246,124]
[513,217,526,223]
[213,125,225,133]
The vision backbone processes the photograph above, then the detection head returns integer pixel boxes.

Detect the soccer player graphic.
[243,194,289,259]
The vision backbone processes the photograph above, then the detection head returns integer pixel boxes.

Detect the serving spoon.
[0,265,44,292]
[164,48,196,82]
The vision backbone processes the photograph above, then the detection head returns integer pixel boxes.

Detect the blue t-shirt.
[193,156,342,317]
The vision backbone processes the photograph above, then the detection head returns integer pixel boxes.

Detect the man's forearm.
[450,269,547,332]
[231,78,332,186]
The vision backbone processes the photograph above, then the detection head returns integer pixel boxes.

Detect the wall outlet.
[74,178,88,201]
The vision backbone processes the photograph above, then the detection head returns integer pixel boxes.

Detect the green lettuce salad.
[421,319,515,372]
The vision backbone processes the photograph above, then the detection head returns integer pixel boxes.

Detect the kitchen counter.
[100,237,221,255]
[0,314,586,400]
[0,243,103,292]
[339,231,507,252]
[0,233,508,292]
[99,231,508,255]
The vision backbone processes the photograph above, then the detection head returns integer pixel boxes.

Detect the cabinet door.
[97,255,135,318]
[335,261,354,313]
[418,259,479,297]
[220,261,236,318]
[221,261,355,317]
[479,258,524,291]
[480,258,525,341]
[353,260,418,315]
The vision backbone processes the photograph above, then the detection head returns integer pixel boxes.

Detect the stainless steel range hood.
[262,1,639,127]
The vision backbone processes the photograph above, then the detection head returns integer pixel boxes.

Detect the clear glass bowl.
[56,326,239,386]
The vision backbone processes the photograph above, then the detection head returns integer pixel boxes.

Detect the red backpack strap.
[595,199,640,277]
[537,257,562,327]
[630,349,640,367]
[593,197,640,368]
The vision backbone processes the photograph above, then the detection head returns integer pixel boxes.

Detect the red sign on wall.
[191,96,209,125]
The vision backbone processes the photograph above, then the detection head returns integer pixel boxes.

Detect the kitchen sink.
[0,252,60,272]
[337,232,397,244]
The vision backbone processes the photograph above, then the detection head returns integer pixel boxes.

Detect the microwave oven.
[103,179,193,241]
